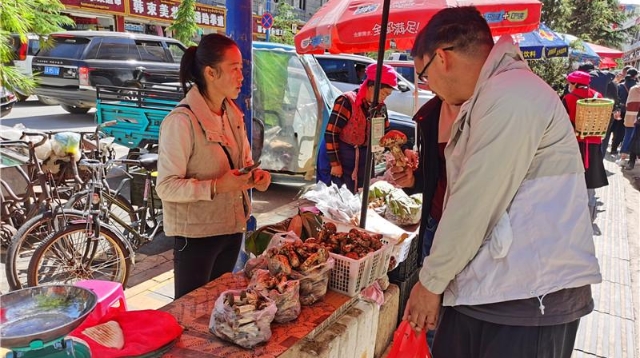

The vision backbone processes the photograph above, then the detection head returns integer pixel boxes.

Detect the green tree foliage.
[528,58,571,96]
[271,1,299,45]
[167,0,199,46]
[533,0,635,91]
[1,0,73,94]
[567,0,633,47]
[540,0,572,32]
[542,0,635,48]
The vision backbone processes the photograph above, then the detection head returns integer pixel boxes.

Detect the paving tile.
[576,310,630,358]
[153,269,175,283]
[596,255,631,286]
[592,280,634,320]
[150,280,175,299]
[124,279,158,299]
[126,291,173,311]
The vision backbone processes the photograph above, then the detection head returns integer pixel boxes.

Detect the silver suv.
[315,53,434,116]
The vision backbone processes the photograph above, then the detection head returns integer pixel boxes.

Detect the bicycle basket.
[575,98,614,139]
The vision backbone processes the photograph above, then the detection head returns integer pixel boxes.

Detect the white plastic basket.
[328,251,373,297]
[369,239,394,284]
[323,219,392,297]
[387,232,417,269]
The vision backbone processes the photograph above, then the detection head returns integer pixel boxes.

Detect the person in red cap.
[321,63,398,192]
[561,70,609,222]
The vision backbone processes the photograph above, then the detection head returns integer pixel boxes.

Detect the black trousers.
[610,120,626,154]
[432,308,580,358]
[173,233,243,299]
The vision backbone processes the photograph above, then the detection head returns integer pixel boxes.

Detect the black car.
[32,31,186,114]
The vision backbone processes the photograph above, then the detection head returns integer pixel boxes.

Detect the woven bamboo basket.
[574,98,614,139]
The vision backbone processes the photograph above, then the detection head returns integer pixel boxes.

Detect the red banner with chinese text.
[61,0,126,15]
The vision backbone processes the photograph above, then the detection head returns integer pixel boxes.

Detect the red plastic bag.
[387,320,432,358]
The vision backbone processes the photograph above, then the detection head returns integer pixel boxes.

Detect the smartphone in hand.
[237,160,261,175]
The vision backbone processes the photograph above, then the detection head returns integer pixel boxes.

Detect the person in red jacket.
[562,70,609,222]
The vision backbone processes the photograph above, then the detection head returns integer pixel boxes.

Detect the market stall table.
[159,273,356,357]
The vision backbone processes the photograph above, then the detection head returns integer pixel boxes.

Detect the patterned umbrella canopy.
[558,33,601,64]
[507,23,568,60]
[295,0,542,54]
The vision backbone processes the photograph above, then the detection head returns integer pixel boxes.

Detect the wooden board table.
[160,273,354,357]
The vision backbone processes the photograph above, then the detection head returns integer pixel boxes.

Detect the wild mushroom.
[380,130,408,168]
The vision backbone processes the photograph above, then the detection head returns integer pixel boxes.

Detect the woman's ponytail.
[179,46,198,96]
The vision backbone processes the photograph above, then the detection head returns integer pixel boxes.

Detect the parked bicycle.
[3,124,117,290]
[25,153,163,287]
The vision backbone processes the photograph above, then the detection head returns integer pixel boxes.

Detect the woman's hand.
[214,170,254,195]
[330,164,343,177]
[252,169,271,192]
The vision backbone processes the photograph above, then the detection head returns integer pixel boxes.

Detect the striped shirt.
[624,84,640,127]
[324,92,389,166]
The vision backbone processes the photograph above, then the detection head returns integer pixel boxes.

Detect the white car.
[315,53,433,116]
[10,33,56,104]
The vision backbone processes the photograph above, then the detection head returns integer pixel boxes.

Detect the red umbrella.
[585,42,623,59]
[599,57,617,69]
[295,0,542,54]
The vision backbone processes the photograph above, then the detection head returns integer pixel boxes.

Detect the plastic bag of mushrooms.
[209,288,277,349]
[248,269,301,323]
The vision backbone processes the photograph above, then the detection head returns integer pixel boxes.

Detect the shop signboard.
[61,0,126,15]
[127,0,225,29]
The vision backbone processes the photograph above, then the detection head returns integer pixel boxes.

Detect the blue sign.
[261,12,274,30]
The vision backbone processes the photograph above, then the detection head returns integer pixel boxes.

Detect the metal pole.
[266,0,271,42]
[226,0,253,140]
[227,0,255,271]
[359,0,391,228]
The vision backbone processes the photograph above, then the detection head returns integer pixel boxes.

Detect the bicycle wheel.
[5,209,84,290]
[65,190,138,239]
[27,223,131,287]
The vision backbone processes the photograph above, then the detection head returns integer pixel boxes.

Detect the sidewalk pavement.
[124,159,640,358]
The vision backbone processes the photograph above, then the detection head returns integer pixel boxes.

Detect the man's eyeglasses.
[417,46,455,82]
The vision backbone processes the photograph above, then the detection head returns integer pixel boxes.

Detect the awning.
[558,33,601,64]
[599,57,617,69]
[586,42,624,59]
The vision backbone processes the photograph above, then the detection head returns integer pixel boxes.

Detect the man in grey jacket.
[401,7,602,357]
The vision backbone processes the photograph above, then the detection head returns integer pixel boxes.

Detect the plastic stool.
[75,280,127,321]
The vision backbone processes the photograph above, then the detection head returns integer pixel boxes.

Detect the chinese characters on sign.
[61,0,225,29]
[60,0,126,14]
[128,0,225,29]
[371,21,420,36]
